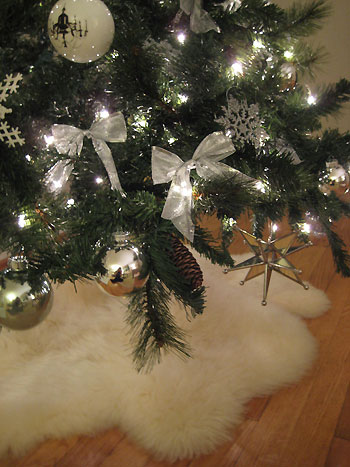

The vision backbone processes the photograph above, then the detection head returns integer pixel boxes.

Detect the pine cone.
[169,236,203,290]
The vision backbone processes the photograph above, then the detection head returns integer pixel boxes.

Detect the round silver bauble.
[96,233,149,297]
[0,257,53,330]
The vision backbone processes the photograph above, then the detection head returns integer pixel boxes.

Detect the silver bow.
[45,112,127,195]
[180,0,220,34]
[216,0,241,12]
[152,132,255,242]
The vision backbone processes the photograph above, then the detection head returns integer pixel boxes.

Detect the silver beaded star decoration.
[224,223,312,305]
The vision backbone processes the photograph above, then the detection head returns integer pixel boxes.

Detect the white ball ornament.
[48,0,115,63]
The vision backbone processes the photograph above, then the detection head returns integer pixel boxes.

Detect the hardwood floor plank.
[335,383,350,440]
[189,420,257,467]
[55,428,125,467]
[283,316,350,466]
[307,248,338,291]
[144,457,191,467]
[245,397,271,421]
[223,273,350,467]
[16,435,82,467]
[325,437,350,467]
[98,436,150,467]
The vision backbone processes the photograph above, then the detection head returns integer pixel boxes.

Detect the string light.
[95,177,103,184]
[272,223,278,232]
[231,61,243,76]
[25,154,31,161]
[253,39,264,49]
[52,180,63,190]
[228,218,236,227]
[307,94,316,105]
[98,108,109,119]
[18,214,31,228]
[284,50,293,60]
[301,223,311,234]
[178,94,188,103]
[44,135,54,146]
[67,198,75,206]
[6,292,17,302]
[18,214,26,228]
[177,32,186,44]
[255,181,266,193]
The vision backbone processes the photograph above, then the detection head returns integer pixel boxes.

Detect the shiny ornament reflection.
[0,258,53,330]
[96,234,149,297]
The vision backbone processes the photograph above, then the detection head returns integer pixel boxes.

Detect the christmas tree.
[1,0,350,371]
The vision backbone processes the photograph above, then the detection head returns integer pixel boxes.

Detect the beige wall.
[275,0,350,132]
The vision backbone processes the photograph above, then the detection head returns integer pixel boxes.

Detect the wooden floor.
[1,213,350,467]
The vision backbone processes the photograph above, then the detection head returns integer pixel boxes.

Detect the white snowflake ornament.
[216,97,268,149]
[0,73,25,148]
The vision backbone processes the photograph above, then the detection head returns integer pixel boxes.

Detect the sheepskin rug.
[0,253,330,461]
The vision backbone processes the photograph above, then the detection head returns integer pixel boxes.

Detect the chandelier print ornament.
[0,73,25,147]
[48,0,115,63]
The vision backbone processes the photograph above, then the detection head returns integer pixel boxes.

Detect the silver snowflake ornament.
[216,97,268,150]
[0,73,25,147]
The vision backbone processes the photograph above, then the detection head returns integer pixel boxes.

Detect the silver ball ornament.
[0,257,53,331]
[96,233,149,297]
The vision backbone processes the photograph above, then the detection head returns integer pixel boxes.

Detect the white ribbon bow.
[152,132,254,242]
[216,0,241,12]
[180,0,220,34]
[45,112,127,195]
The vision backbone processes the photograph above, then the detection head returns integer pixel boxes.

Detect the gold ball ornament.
[0,257,53,330]
[96,233,149,297]
[48,0,115,63]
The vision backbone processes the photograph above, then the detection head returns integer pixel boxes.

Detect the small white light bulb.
[301,223,311,234]
[178,94,188,103]
[18,214,26,228]
[6,293,17,302]
[231,61,243,76]
[67,198,75,206]
[307,94,316,105]
[284,50,293,60]
[255,181,266,193]
[253,39,264,49]
[272,223,278,233]
[95,177,103,184]
[177,32,186,44]
[44,135,54,146]
[99,109,109,119]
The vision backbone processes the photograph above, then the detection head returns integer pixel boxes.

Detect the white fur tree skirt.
[0,254,330,461]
